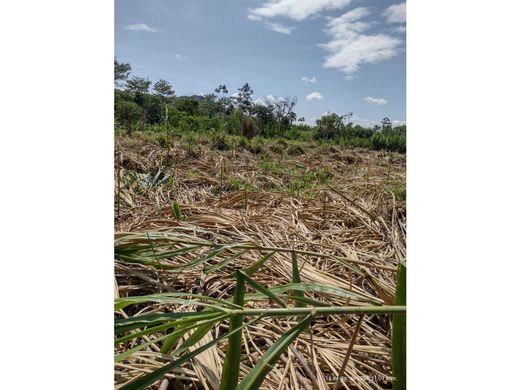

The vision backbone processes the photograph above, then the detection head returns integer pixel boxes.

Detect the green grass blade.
[244,251,275,276]
[172,202,183,220]
[204,249,248,274]
[115,314,226,362]
[236,314,312,390]
[115,292,240,311]
[115,311,222,334]
[244,283,380,305]
[219,270,246,390]
[238,270,286,308]
[120,316,262,390]
[291,251,305,308]
[392,262,406,390]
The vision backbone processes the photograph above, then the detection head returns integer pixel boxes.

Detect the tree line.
[114,59,405,152]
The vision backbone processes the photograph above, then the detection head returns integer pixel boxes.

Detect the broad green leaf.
[219,270,246,390]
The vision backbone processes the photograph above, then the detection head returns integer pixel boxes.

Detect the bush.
[314,113,346,140]
[115,100,144,134]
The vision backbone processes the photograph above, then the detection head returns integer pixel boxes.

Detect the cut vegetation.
[114,135,406,389]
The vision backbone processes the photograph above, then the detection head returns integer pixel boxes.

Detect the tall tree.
[125,76,151,94]
[153,79,175,100]
[273,97,297,134]
[114,58,131,86]
[381,117,392,135]
[215,84,232,116]
[236,83,254,114]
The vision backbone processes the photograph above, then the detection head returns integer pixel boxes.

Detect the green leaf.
[244,251,275,276]
[120,316,262,390]
[219,270,246,390]
[115,314,226,362]
[115,311,223,334]
[172,202,183,220]
[204,249,248,274]
[392,262,406,390]
[244,283,380,305]
[239,270,286,308]
[115,292,240,311]
[291,251,305,308]
[236,314,312,390]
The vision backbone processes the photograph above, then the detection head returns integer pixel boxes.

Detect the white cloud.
[393,26,406,34]
[248,0,353,22]
[255,94,286,106]
[350,114,406,128]
[125,23,156,32]
[320,7,402,77]
[306,92,324,101]
[175,53,187,60]
[364,96,388,105]
[301,76,318,83]
[264,22,294,34]
[383,3,406,24]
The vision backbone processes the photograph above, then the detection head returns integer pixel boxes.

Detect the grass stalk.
[392,262,406,390]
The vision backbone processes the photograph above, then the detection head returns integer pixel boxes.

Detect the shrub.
[115,100,144,134]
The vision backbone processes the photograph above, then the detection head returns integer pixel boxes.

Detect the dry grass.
[114,136,406,389]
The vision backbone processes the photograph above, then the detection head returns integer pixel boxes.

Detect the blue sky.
[115,0,406,126]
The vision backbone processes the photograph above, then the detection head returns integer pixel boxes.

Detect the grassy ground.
[114,135,406,389]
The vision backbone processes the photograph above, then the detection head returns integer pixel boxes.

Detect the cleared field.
[114,136,406,390]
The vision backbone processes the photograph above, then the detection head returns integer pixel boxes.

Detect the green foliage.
[236,83,254,114]
[113,64,406,153]
[153,79,175,100]
[125,76,151,94]
[314,112,350,140]
[114,58,131,85]
[115,100,144,134]
[171,202,184,221]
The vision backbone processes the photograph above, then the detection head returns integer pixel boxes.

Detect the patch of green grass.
[388,181,406,201]
[259,158,282,174]
[228,178,257,192]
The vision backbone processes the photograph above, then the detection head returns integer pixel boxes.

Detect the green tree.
[236,83,254,114]
[115,100,144,134]
[153,79,175,100]
[125,76,151,94]
[314,112,350,140]
[114,58,131,86]
[273,97,297,135]
[381,117,392,135]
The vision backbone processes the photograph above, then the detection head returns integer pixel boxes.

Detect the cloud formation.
[320,7,402,77]
[248,0,353,22]
[175,53,187,60]
[264,22,294,34]
[383,3,406,24]
[301,76,318,83]
[364,96,388,105]
[255,94,286,106]
[125,23,156,32]
[306,92,324,101]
